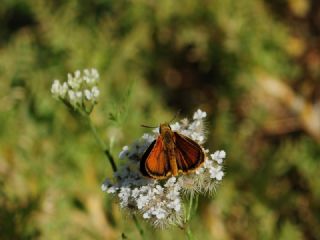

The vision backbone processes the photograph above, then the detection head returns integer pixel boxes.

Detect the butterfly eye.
[159,124,166,134]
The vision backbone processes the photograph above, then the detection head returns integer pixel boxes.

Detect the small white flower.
[68,90,76,101]
[119,146,129,159]
[91,86,100,99]
[152,128,159,134]
[51,80,68,98]
[83,68,100,85]
[193,109,207,120]
[167,198,181,211]
[52,68,100,112]
[75,70,81,78]
[170,122,180,131]
[67,73,73,83]
[155,185,164,194]
[166,186,180,200]
[155,208,166,219]
[70,90,81,106]
[164,177,176,187]
[67,71,82,90]
[84,89,92,100]
[137,195,150,209]
[118,187,131,207]
[204,159,213,168]
[209,166,224,180]
[195,167,205,174]
[108,187,118,193]
[51,80,61,97]
[142,134,155,143]
[101,183,108,192]
[76,91,82,98]
[191,132,204,143]
[180,118,189,126]
[211,150,226,164]
[60,82,68,96]
[84,69,89,75]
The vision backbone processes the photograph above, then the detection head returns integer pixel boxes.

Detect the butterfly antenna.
[141,124,158,129]
[169,110,181,123]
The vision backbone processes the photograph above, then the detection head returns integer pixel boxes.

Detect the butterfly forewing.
[174,132,205,172]
[140,137,171,178]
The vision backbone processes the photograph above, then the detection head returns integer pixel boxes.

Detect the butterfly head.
[159,123,175,146]
[159,123,171,134]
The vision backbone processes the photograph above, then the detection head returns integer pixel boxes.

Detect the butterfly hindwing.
[174,132,205,172]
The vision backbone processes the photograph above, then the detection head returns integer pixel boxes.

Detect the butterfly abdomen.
[159,124,179,176]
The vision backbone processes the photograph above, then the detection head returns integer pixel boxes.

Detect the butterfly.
[140,123,205,179]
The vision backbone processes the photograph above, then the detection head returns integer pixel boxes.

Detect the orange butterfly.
[140,123,205,180]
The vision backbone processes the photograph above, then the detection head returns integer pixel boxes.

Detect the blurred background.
[1,0,320,239]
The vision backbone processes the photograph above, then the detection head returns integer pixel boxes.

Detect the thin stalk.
[187,194,194,221]
[86,116,117,172]
[193,195,199,216]
[85,115,145,239]
[184,194,195,240]
[185,225,194,240]
[133,215,146,240]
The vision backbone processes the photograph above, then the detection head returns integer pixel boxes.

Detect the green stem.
[86,116,117,172]
[133,215,146,240]
[185,225,194,240]
[184,194,195,240]
[193,195,199,215]
[85,115,145,239]
[187,194,194,221]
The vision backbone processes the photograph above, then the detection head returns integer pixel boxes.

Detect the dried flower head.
[101,109,225,228]
[51,68,100,114]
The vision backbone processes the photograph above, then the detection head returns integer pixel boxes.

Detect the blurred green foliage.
[1,0,320,239]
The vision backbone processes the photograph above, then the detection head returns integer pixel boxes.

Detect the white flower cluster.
[101,109,226,228]
[51,69,100,112]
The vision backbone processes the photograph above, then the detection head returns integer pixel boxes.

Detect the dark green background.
[1,0,319,239]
